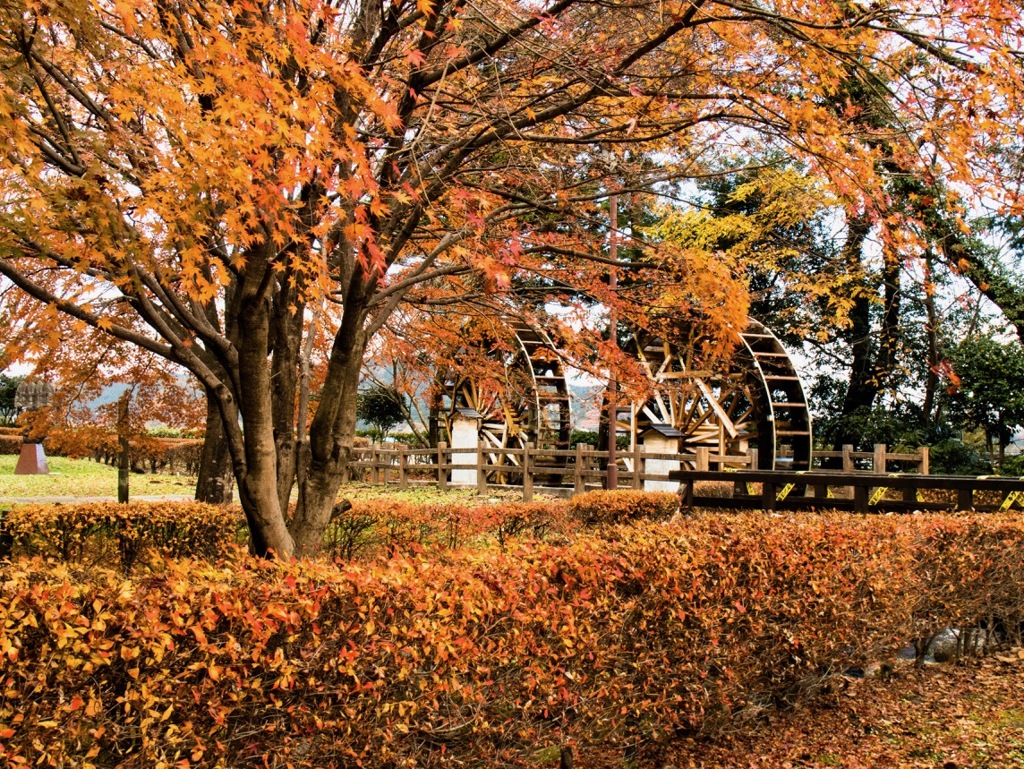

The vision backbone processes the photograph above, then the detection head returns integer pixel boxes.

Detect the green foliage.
[386,430,427,447]
[943,336,1024,453]
[146,426,195,439]
[812,375,927,452]
[928,438,993,476]
[997,453,1024,477]
[572,429,628,450]
[356,385,407,443]
[0,375,23,428]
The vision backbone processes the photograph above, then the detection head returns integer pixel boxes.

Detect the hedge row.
[81,436,204,475]
[2,513,1023,767]
[0,502,241,571]
[328,490,678,559]
[0,433,202,475]
[0,492,677,569]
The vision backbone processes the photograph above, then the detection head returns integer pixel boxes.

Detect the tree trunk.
[875,249,901,388]
[922,251,941,427]
[270,285,304,516]
[831,212,877,453]
[234,274,295,559]
[291,310,369,557]
[117,393,130,504]
[195,388,234,504]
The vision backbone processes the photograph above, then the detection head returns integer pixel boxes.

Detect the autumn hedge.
[3,513,1023,767]
[0,433,202,474]
[324,491,677,559]
[0,502,241,570]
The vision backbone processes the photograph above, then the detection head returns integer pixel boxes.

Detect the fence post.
[573,443,586,495]
[476,443,488,496]
[437,441,448,491]
[918,446,930,475]
[522,442,533,502]
[873,443,887,474]
[371,446,380,485]
[399,445,409,490]
[842,444,854,472]
[632,444,643,489]
[695,446,710,471]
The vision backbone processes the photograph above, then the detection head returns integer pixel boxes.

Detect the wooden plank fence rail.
[346,443,933,500]
[670,469,1024,513]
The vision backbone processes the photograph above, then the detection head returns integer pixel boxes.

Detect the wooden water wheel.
[429,324,572,483]
[623,319,812,470]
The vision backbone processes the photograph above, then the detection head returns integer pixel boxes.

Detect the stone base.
[14,442,49,475]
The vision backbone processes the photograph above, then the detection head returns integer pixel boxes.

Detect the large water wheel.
[621,318,812,470]
[429,324,572,483]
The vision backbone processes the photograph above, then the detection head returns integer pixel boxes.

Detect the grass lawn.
[335,481,536,504]
[0,457,548,503]
[0,454,196,499]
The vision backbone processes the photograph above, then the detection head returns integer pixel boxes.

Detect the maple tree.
[0,298,204,466]
[2,0,1023,556]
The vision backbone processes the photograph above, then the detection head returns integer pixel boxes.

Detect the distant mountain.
[570,383,604,431]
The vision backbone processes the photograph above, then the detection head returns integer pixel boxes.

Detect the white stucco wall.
[450,416,479,486]
[643,432,680,492]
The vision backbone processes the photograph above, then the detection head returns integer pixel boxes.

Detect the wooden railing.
[347,442,931,499]
[810,444,929,474]
[671,469,1024,514]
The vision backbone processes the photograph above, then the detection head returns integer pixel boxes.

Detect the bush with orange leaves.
[2,512,1022,767]
[567,489,679,524]
[324,498,574,559]
[0,502,242,571]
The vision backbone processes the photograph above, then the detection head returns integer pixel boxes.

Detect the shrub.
[568,489,679,524]
[998,453,1024,477]
[0,434,21,455]
[0,502,243,571]
[928,438,992,475]
[324,499,572,560]
[2,513,1022,767]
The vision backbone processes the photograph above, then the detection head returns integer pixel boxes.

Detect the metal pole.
[607,191,619,490]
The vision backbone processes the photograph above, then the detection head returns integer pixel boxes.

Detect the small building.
[641,423,683,492]
[450,407,482,486]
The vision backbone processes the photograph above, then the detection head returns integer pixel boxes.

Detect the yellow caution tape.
[746,483,756,495]
[1000,490,1022,511]
[869,487,886,505]
[776,482,795,502]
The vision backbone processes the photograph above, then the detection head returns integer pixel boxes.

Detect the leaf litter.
[664,651,1024,768]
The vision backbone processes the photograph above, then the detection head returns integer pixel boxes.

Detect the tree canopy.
[2,0,1024,555]
[356,385,407,443]
[943,335,1024,462]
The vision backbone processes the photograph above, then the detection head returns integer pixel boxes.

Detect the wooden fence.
[349,442,930,500]
[673,468,1024,514]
